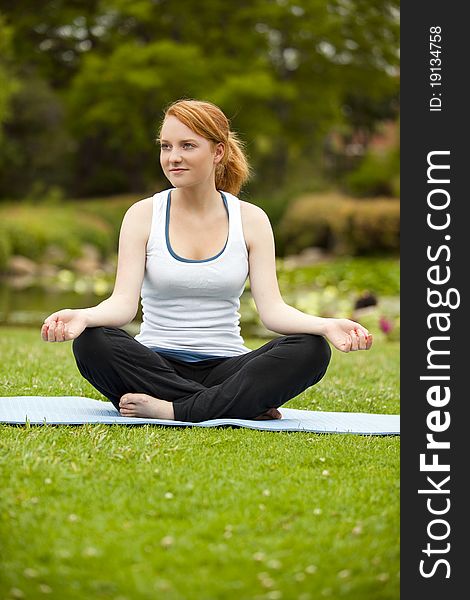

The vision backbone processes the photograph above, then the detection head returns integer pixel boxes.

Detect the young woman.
[41,99,372,423]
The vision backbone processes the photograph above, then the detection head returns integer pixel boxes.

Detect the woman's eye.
[160,143,194,150]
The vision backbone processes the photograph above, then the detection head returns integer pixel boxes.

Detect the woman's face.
[159,116,223,189]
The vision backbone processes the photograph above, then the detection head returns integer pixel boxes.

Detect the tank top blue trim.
[165,190,229,263]
[150,346,225,363]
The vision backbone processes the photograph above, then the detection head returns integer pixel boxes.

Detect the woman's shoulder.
[126,189,169,218]
[239,200,272,251]
[121,193,161,240]
[239,199,269,222]
[240,200,269,226]
[125,196,153,221]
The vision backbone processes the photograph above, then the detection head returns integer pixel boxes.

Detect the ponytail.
[215,130,251,195]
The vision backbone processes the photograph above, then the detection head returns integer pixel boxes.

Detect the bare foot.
[254,407,282,421]
[119,393,175,420]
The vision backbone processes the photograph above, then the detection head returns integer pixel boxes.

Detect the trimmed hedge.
[277,193,400,256]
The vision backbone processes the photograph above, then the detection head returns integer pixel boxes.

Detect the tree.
[0,13,19,138]
[0,0,399,200]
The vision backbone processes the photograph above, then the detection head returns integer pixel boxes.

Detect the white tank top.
[134,188,251,358]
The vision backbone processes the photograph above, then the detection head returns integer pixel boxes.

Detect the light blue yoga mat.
[0,396,400,435]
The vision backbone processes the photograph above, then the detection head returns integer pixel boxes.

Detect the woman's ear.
[214,142,225,165]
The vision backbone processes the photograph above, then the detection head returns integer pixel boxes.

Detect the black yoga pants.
[72,327,331,422]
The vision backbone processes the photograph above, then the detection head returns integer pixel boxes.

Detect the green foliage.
[0,327,399,600]
[278,193,344,254]
[0,75,73,198]
[278,193,399,256]
[66,40,211,194]
[0,0,399,199]
[0,204,116,267]
[0,223,12,270]
[73,194,141,248]
[277,257,400,297]
[342,198,400,254]
[346,146,400,197]
[0,14,19,134]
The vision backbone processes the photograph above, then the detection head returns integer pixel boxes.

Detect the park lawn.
[0,327,399,600]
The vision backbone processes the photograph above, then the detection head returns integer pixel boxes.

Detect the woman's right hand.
[41,309,88,342]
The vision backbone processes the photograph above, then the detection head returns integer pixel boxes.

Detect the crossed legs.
[72,327,331,422]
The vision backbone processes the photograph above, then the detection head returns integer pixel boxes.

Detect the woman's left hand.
[323,318,373,353]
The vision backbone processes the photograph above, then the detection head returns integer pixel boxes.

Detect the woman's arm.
[242,203,372,352]
[81,199,150,326]
[42,199,151,342]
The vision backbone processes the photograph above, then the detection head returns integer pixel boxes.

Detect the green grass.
[0,328,399,600]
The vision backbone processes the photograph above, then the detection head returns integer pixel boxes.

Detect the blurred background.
[0,0,399,341]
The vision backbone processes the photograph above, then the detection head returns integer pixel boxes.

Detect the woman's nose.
[169,148,182,163]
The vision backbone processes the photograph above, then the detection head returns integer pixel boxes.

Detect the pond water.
[0,283,104,326]
[0,257,401,340]
[0,281,264,338]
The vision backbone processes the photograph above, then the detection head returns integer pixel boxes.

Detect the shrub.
[4,220,49,259]
[342,199,400,254]
[277,193,348,255]
[0,224,12,270]
[77,194,139,249]
[278,193,399,256]
[0,204,115,270]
